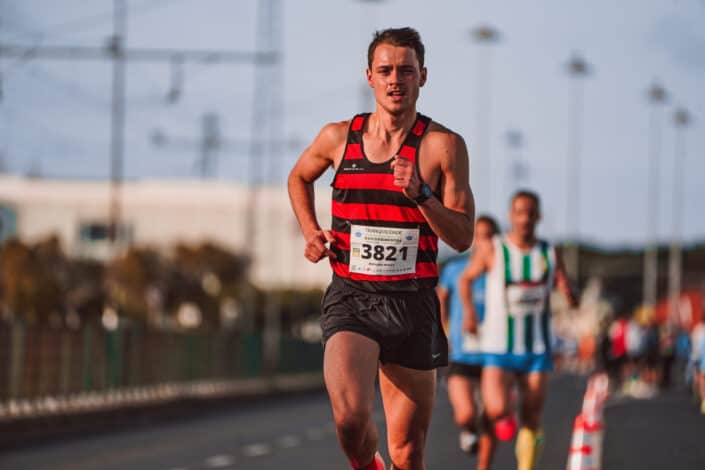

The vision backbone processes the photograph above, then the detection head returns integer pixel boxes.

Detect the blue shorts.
[448,352,484,367]
[483,353,553,373]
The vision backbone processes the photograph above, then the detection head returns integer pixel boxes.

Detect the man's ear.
[419,67,427,87]
[366,68,373,87]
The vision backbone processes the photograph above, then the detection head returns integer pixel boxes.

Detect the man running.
[459,190,576,470]
[438,215,499,468]
[288,27,475,470]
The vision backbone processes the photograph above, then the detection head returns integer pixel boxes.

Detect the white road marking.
[305,427,325,440]
[205,454,235,467]
[242,443,272,457]
[278,435,302,448]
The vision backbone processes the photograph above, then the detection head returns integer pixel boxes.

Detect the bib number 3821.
[349,225,419,275]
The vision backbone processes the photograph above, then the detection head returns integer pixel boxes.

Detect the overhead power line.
[0,0,279,249]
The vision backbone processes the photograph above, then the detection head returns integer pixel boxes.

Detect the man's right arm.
[458,239,491,334]
[287,122,346,263]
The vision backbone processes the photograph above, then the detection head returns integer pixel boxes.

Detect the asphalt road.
[0,374,588,470]
[602,388,705,470]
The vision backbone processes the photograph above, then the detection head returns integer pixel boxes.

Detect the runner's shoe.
[459,430,479,455]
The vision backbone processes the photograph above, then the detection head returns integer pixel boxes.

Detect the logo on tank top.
[342,162,364,172]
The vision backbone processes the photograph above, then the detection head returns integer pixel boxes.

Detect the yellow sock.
[515,427,543,470]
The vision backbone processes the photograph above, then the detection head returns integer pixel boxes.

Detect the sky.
[1,0,704,247]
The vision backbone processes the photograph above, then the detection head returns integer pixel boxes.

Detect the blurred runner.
[288,27,475,469]
[437,215,499,468]
[459,190,576,470]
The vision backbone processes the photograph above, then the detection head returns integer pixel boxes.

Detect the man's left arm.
[392,132,475,252]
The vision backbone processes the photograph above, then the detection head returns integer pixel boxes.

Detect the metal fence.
[0,321,322,403]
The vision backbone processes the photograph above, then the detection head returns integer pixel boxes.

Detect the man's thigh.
[324,331,380,416]
[447,371,479,422]
[481,366,510,417]
[379,363,437,444]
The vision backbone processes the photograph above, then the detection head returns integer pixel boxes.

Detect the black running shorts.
[320,277,448,370]
[447,362,483,379]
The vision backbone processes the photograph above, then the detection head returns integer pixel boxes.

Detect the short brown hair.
[511,189,541,210]
[367,27,425,69]
[476,214,500,236]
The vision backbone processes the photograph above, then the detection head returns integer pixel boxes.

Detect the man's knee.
[483,398,508,421]
[388,438,425,469]
[452,404,476,428]
[333,408,372,440]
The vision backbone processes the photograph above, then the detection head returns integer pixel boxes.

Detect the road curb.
[0,372,324,450]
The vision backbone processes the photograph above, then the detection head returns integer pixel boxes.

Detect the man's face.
[510,196,540,238]
[474,220,495,243]
[366,44,426,115]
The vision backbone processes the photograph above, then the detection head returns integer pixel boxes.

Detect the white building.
[0,175,333,289]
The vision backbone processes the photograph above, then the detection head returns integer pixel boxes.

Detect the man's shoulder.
[318,120,351,143]
[424,121,466,148]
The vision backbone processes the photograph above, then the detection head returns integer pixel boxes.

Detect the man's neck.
[368,108,417,142]
[507,231,537,250]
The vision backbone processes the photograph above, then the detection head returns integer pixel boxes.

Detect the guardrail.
[0,321,322,405]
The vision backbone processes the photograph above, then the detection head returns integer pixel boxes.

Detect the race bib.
[506,284,547,316]
[349,224,419,275]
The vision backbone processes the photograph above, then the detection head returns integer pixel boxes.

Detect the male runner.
[459,190,576,470]
[288,27,474,470]
[438,215,499,468]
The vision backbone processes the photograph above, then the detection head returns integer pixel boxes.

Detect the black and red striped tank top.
[329,112,439,292]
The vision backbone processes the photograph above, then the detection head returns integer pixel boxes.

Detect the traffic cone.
[566,413,602,470]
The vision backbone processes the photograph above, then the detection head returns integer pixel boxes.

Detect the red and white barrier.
[566,373,609,470]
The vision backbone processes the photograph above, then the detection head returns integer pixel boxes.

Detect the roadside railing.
[0,320,322,405]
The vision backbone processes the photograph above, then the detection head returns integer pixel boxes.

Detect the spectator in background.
[608,318,628,390]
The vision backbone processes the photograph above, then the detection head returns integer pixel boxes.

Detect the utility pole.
[505,129,527,202]
[0,2,277,250]
[469,24,500,214]
[564,53,591,284]
[642,82,667,315]
[108,0,127,243]
[248,0,283,376]
[668,108,691,324]
[354,0,386,113]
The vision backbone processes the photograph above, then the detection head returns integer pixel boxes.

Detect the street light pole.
[505,129,527,199]
[642,82,667,315]
[108,0,127,245]
[564,53,591,284]
[668,108,691,323]
[355,0,385,113]
[470,25,500,214]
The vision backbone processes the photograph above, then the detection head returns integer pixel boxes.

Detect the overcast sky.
[1,0,704,247]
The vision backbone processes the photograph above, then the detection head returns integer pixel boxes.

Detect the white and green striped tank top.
[480,235,556,355]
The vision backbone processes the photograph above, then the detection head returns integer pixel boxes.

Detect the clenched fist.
[304,230,337,263]
[390,155,421,200]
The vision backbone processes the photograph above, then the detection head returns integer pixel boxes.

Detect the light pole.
[564,53,591,283]
[470,25,500,214]
[505,129,528,198]
[642,82,668,315]
[355,0,386,113]
[668,107,691,323]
